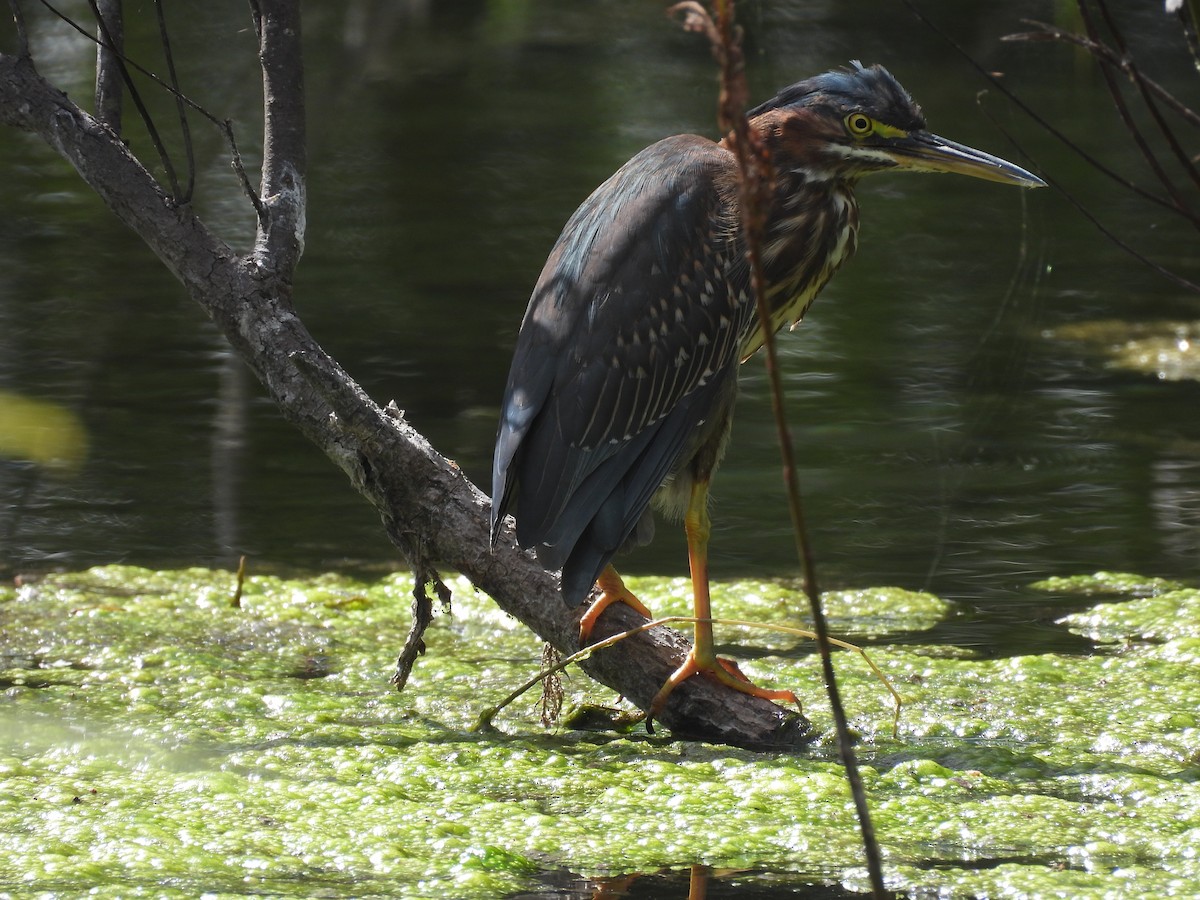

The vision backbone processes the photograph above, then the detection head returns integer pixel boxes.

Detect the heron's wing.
[491,134,748,600]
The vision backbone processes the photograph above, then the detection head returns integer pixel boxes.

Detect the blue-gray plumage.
[493,134,745,603]
[491,62,1043,717]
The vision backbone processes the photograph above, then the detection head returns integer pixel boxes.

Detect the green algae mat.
[1,566,1197,898]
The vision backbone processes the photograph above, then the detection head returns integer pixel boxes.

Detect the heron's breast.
[738,185,860,358]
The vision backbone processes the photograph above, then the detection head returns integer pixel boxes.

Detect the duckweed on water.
[1047,318,1200,382]
[1,566,1198,897]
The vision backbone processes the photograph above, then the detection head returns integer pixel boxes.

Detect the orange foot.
[646,650,801,729]
[578,565,653,646]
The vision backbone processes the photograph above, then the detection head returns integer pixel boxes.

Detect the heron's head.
[748,61,1045,188]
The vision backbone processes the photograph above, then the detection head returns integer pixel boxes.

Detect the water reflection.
[1,2,1196,623]
[512,865,866,899]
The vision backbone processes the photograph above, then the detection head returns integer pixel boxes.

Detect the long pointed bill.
[885,131,1046,188]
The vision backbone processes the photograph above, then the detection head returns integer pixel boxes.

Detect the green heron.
[491,62,1044,719]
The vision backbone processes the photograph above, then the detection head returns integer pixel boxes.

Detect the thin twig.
[902,1,1195,224]
[224,117,267,223]
[980,107,1200,294]
[1078,0,1200,216]
[230,554,246,608]
[710,2,888,895]
[1094,0,1200,193]
[1007,20,1200,129]
[153,0,195,203]
[76,0,181,200]
[33,0,260,211]
[902,0,1200,295]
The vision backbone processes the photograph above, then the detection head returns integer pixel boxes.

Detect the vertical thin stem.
[153,0,195,202]
[8,0,31,59]
[675,1,889,895]
[93,0,122,131]
[250,0,307,272]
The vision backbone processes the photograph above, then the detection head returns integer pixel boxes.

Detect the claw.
[646,648,801,726]
[578,565,652,646]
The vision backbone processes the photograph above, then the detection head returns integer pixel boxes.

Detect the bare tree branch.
[250,0,306,269]
[92,0,121,131]
[20,0,260,213]
[1005,22,1200,130]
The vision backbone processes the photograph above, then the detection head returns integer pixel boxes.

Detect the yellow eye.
[845,113,873,137]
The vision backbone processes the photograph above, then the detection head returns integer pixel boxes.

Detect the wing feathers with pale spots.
[490,134,746,600]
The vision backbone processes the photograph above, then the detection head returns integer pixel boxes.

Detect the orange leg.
[647,479,800,722]
[578,564,653,646]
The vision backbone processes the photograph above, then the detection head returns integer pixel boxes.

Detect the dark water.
[2,1,1197,607]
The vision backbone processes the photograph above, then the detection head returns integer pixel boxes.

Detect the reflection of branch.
[211,352,247,568]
